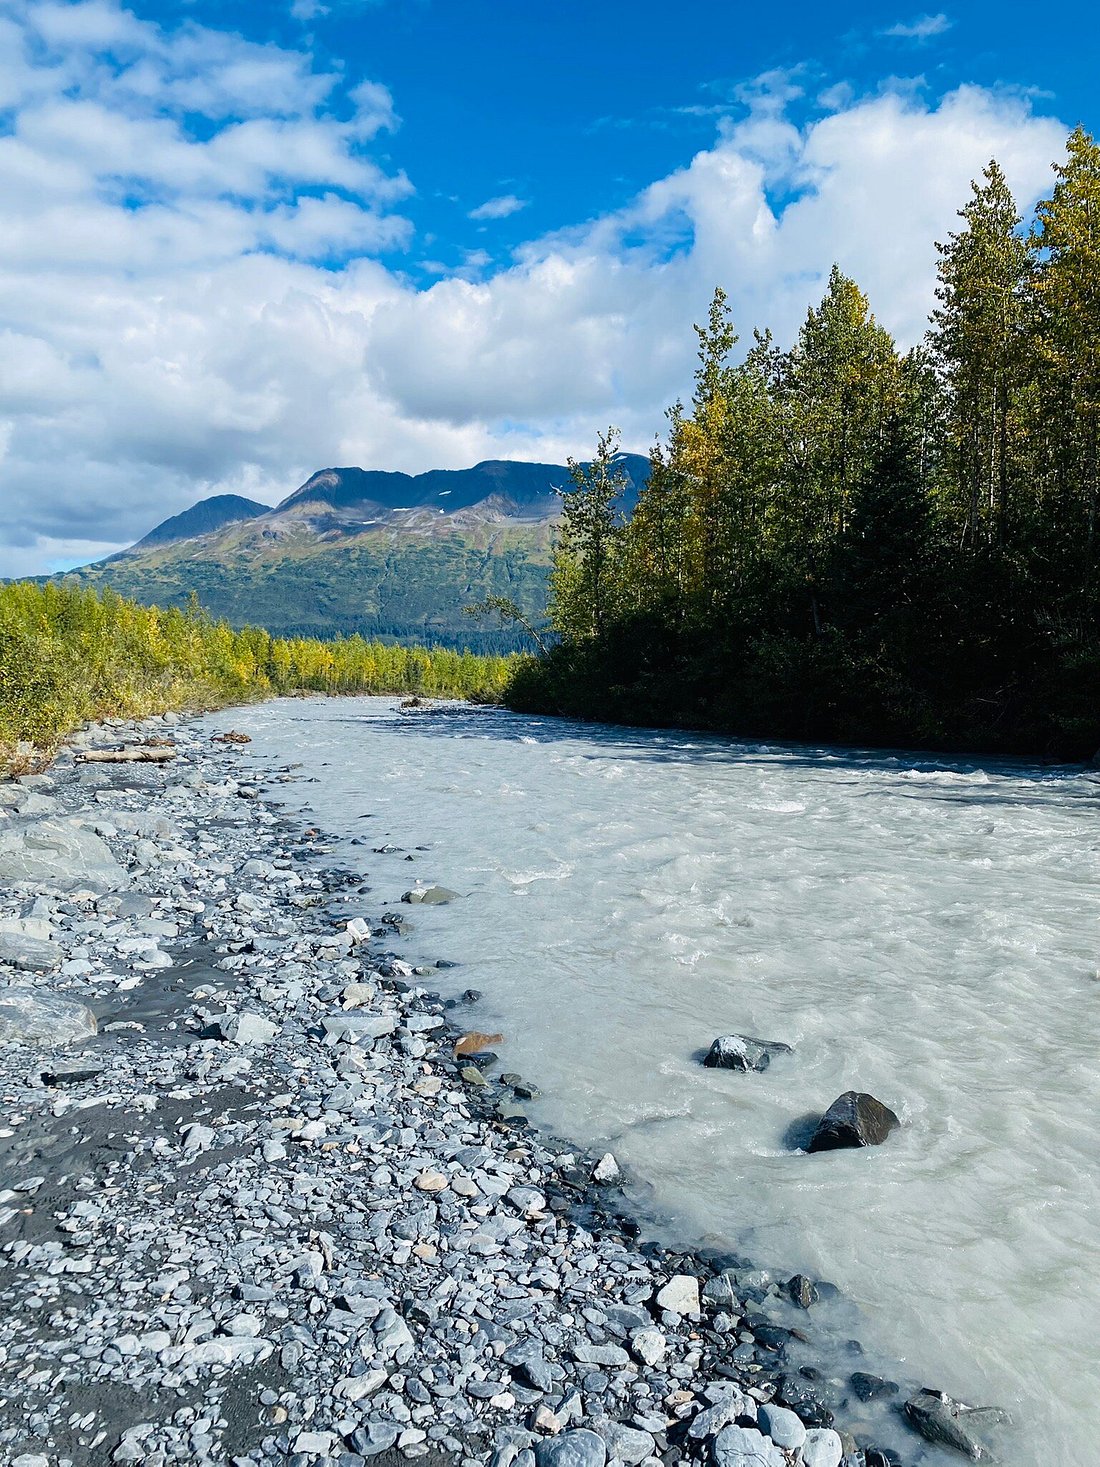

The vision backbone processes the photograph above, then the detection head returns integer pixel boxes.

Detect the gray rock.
[0,815,129,892]
[757,1402,806,1451]
[807,1091,900,1152]
[592,1152,620,1183]
[571,1341,630,1368]
[703,1035,792,1072]
[0,988,97,1047]
[0,932,62,971]
[904,1389,1009,1461]
[655,1274,700,1315]
[534,1429,607,1467]
[401,885,458,905]
[711,1425,786,1467]
[323,1013,396,1043]
[593,1420,654,1465]
[800,1428,844,1467]
[503,1341,554,1392]
[211,1012,279,1045]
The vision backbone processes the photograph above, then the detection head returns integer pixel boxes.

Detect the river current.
[208,696,1100,1465]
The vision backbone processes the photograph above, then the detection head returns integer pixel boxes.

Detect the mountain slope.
[129,494,268,550]
[67,455,649,652]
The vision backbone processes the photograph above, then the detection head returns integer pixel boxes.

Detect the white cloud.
[0,3,1069,577]
[883,13,953,41]
[468,193,528,221]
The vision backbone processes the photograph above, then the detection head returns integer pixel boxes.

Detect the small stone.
[655,1274,700,1316]
[414,1170,449,1192]
[801,1428,844,1467]
[533,1429,607,1467]
[455,1030,504,1056]
[293,1429,336,1455]
[630,1328,666,1367]
[532,1405,562,1434]
[591,1152,620,1183]
[711,1425,786,1467]
[757,1402,806,1451]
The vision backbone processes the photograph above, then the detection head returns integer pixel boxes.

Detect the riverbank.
[0,712,1006,1467]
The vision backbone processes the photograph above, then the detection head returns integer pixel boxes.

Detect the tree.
[929,159,1030,548]
[1031,126,1100,551]
[549,427,629,641]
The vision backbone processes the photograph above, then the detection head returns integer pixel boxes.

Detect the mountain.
[132,494,268,548]
[68,455,649,652]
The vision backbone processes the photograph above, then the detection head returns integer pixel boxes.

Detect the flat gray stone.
[0,816,129,892]
[757,1402,806,1451]
[711,1425,786,1467]
[0,988,97,1047]
[801,1428,843,1467]
[0,932,62,971]
[534,1430,607,1467]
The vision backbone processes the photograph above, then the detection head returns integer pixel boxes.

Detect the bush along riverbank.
[0,581,512,775]
[0,715,1011,1467]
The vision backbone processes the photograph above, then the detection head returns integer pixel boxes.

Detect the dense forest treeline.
[509,128,1100,757]
[0,582,511,772]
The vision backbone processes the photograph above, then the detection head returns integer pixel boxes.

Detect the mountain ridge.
[65,453,650,652]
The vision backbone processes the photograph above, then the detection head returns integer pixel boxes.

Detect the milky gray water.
[211,696,1100,1465]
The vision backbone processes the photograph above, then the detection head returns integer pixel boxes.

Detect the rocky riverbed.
[0,711,1008,1467]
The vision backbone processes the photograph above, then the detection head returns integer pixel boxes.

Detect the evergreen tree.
[1031,126,1100,551]
[929,159,1030,548]
[549,428,629,640]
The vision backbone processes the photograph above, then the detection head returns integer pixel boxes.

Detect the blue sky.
[0,0,1091,574]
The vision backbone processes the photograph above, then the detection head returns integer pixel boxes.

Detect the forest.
[508,127,1100,758]
[0,581,511,772]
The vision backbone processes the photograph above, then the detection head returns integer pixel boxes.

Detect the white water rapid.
[210,696,1100,1466]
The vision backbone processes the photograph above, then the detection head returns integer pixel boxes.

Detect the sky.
[0,0,1093,576]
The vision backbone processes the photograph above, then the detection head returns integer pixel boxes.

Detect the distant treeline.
[0,582,512,771]
[509,129,1100,757]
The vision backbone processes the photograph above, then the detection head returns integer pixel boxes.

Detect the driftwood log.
[75,747,177,764]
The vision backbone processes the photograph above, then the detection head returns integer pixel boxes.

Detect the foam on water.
[214,697,1100,1466]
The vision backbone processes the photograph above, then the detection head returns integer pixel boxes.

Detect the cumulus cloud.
[468,193,528,221]
[883,13,953,41]
[0,0,1069,577]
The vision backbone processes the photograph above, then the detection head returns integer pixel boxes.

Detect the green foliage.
[67,522,555,654]
[0,581,512,771]
[510,128,1100,758]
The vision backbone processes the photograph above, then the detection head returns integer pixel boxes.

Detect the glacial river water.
[210,696,1100,1465]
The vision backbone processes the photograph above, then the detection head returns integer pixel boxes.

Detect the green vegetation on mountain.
[64,457,650,653]
[0,581,512,773]
[72,523,556,652]
[509,129,1100,758]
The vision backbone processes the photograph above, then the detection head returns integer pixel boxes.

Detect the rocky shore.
[0,712,999,1467]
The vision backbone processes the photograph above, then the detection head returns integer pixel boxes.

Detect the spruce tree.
[929,159,1030,548]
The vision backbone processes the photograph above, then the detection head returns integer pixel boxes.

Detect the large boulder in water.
[703,1034,793,1072]
[0,816,129,893]
[807,1091,899,1152]
[0,988,97,1047]
[904,1388,1009,1460]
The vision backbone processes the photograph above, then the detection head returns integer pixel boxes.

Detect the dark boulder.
[703,1034,793,1072]
[904,1389,1009,1461]
[807,1092,899,1152]
[785,1274,819,1308]
[850,1372,899,1402]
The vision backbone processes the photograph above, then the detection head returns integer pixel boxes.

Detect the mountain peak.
[131,493,268,551]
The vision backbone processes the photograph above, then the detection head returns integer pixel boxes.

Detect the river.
[209,695,1100,1466]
